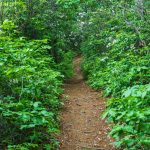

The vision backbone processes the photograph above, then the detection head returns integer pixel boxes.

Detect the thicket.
[0,26,63,149]
[0,0,150,149]
[81,0,150,149]
[0,0,77,149]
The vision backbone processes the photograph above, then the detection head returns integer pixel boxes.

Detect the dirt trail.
[59,57,115,150]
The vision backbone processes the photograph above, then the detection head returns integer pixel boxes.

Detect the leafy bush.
[103,84,150,149]
[0,21,64,149]
[81,1,150,149]
[57,50,74,79]
[83,52,149,97]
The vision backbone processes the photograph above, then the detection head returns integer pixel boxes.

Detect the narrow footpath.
[59,57,115,150]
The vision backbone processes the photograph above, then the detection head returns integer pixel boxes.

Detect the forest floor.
[59,57,115,150]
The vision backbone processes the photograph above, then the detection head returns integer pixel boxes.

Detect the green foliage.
[81,0,150,149]
[1,0,150,149]
[0,0,78,149]
[57,51,74,79]
[0,21,64,149]
[0,0,80,55]
[0,20,17,36]
[103,84,150,149]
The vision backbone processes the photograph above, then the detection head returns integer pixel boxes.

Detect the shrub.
[103,85,150,149]
[0,21,63,149]
[81,1,150,149]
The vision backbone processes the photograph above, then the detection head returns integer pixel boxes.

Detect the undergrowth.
[81,1,150,149]
[0,20,73,149]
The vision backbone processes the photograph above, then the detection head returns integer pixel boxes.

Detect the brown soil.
[59,57,115,150]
